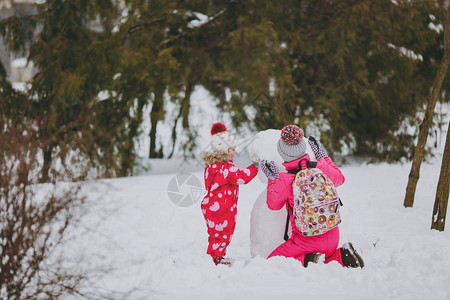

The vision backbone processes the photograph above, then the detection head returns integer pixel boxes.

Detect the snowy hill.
[57,90,450,299]
[61,150,449,299]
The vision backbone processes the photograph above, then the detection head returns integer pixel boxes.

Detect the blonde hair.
[201,151,231,164]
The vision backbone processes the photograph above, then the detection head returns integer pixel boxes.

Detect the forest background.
[1,0,449,183]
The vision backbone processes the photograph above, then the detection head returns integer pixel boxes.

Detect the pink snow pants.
[267,227,344,267]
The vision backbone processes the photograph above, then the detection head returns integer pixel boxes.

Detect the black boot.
[213,257,233,267]
[340,242,364,268]
[304,252,323,267]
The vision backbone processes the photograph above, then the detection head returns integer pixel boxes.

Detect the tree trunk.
[431,120,450,231]
[119,98,146,177]
[149,85,165,158]
[404,9,450,208]
[169,82,193,158]
[39,143,54,183]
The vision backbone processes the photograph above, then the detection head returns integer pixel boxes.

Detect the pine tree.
[1,0,447,173]
[185,0,447,162]
[0,1,142,180]
[264,0,446,160]
[118,1,186,159]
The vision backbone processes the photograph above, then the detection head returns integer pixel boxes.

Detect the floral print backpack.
[292,166,342,237]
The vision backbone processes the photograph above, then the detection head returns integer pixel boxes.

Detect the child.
[201,122,259,266]
[261,125,364,268]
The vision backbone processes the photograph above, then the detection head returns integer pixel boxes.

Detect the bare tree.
[431,120,450,231]
[0,114,86,299]
[404,8,450,208]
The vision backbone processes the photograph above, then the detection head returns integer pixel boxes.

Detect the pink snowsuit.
[201,162,258,259]
[266,154,346,266]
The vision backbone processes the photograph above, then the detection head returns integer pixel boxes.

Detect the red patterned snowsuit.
[201,162,258,259]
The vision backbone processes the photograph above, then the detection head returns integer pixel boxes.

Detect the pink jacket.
[266,154,345,235]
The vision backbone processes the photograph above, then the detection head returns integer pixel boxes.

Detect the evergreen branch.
[158,4,231,48]
[127,15,168,33]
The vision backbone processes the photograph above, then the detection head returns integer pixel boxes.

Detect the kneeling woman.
[262,125,364,268]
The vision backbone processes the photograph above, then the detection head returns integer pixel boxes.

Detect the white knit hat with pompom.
[210,122,236,152]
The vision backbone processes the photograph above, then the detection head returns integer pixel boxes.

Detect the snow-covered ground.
[61,144,449,299]
[58,90,450,299]
[7,82,446,299]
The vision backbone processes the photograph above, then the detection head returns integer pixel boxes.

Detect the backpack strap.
[283,210,290,241]
[287,160,317,174]
[308,161,317,168]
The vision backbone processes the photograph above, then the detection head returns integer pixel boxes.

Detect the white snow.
[6,76,448,299]
[188,12,210,29]
[58,130,449,299]
[97,90,110,101]
[388,43,423,61]
[12,81,31,92]
[10,58,34,82]
[21,83,447,299]
[11,57,29,68]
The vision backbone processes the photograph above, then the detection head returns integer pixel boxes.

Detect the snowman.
[247,129,316,258]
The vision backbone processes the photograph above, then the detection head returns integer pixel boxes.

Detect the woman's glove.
[250,153,260,166]
[260,160,279,180]
[308,136,328,160]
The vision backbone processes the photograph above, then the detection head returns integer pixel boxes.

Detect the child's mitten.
[250,153,260,166]
[261,160,279,180]
[308,136,328,160]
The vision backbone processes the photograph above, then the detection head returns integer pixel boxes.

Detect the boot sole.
[213,257,234,267]
[312,253,324,264]
[348,242,365,268]
[304,252,324,267]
